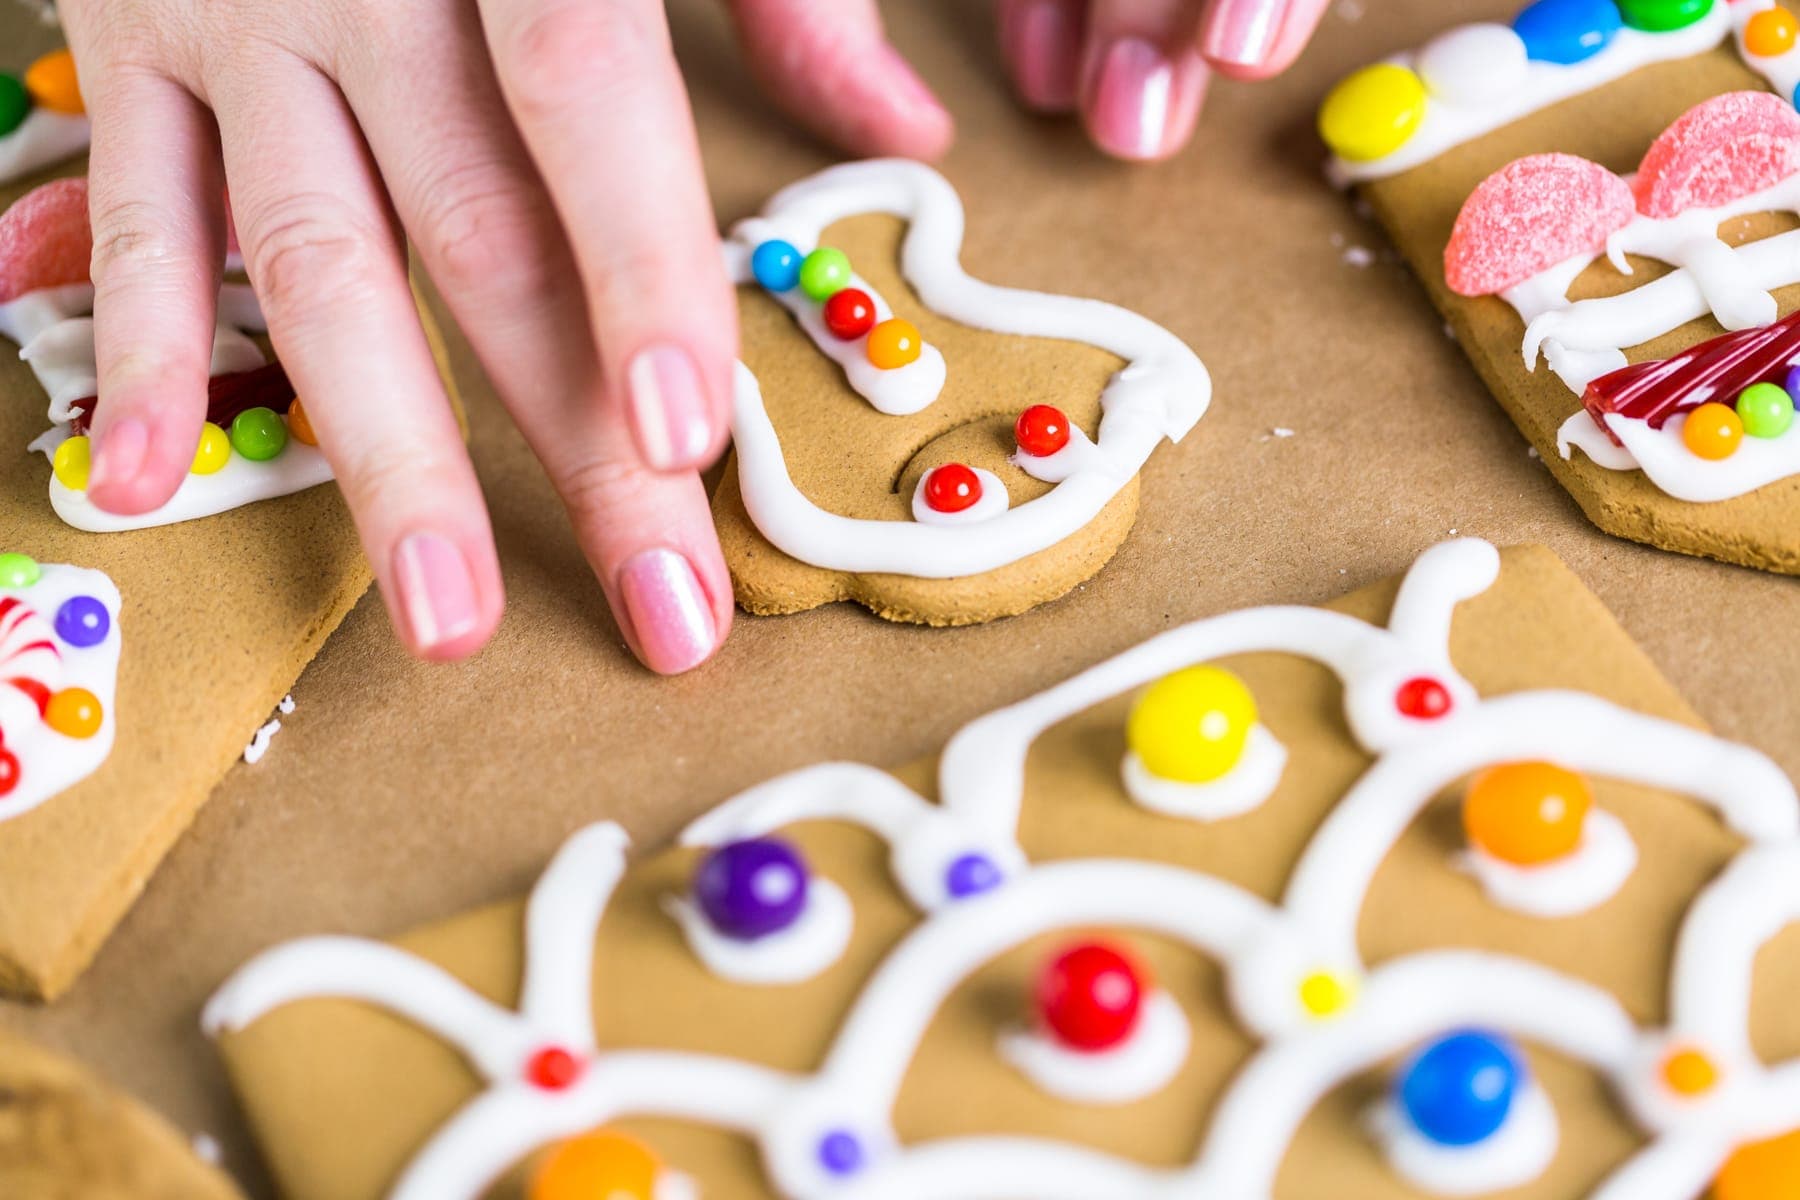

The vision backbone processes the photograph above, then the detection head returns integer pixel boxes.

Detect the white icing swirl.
[662,877,853,985]
[1455,808,1638,918]
[909,466,1008,526]
[1119,724,1288,822]
[1368,1080,1558,1197]
[997,990,1190,1106]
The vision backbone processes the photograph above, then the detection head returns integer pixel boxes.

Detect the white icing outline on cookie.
[997,989,1190,1107]
[1367,1078,1559,1196]
[721,160,1209,579]
[204,539,1800,1200]
[662,877,854,986]
[1119,723,1289,822]
[1455,807,1639,917]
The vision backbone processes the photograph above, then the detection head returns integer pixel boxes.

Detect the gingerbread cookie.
[204,538,1800,1200]
[1319,0,1800,574]
[713,160,1210,625]
[0,1028,243,1200]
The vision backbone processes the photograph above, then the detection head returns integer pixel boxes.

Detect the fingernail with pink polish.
[627,344,714,472]
[393,532,480,654]
[1008,0,1081,109]
[87,417,149,494]
[1088,38,1174,160]
[618,547,717,675]
[1202,0,1287,68]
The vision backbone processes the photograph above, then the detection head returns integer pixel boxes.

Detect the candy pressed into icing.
[1445,154,1637,297]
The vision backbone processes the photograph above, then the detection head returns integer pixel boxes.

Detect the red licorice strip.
[66,361,295,436]
[1581,310,1800,445]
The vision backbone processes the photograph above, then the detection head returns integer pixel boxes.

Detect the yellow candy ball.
[46,687,103,739]
[52,435,91,491]
[1127,665,1257,783]
[1298,970,1356,1018]
[531,1131,660,1200]
[191,423,231,475]
[1318,64,1428,163]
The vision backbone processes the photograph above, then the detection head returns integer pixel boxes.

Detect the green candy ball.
[1736,382,1796,440]
[230,407,290,461]
[0,552,40,589]
[798,247,851,302]
[0,75,28,138]
[1618,0,1712,32]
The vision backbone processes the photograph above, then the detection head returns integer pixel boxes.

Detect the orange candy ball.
[287,398,319,446]
[1682,402,1744,460]
[1661,1047,1718,1096]
[1746,7,1799,57]
[866,318,921,370]
[530,1131,660,1200]
[45,687,103,739]
[1716,1127,1800,1200]
[1463,761,1592,866]
[24,48,83,115]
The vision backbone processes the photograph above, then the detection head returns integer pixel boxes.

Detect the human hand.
[996,0,1333,159]
[56,0,951,672]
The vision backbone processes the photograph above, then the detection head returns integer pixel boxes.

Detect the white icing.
[1560,407,1800,502]
[1456,808,1638,918]
[998,990,1190,1106]
[1557,410,1642,470]
[663,877,853,985]
[1119,723,1288,822]
[1328,6,1730,184]
[48,440,334,531]
[1010,424,1110,484]
[242,717,280,764]
[206,539,1800,1200]
[722,160,1208,580]
[909,466,1007,526]
[1368,1079,1558,1196]
[0,108,88,186]
[1735,0,1800,104]
[0,563,121,821]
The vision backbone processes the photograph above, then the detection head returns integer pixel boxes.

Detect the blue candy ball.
[945,852,1003,899]
[1514,0,1622,64]
[817,1129,864,1176]
[751,239,803,292]
[54,595,110,649]
[694,837,809,940]
[1398,1030,1523,1147]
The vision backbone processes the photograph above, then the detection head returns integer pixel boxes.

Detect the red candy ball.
[1036,942,1146,1052]
[1015,405,1072,458]
[923,463,982,514]
[822,287,876,341]
[525,1046,584,1091]
[1395,676,1453,720]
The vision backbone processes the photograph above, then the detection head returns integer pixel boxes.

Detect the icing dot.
[694,837,810,941]
[1015,404,1072,458]
[1746,6,1799,57]
[1417,24,1529,105]
[530,1130,659,1200]
[1036,941,1146,1052]
[944,852,1004,899]
[287,398,319,446]
[1682,402,1744,460]
[822,287,876,340]
[1126,665,1257,784]
[0,74,28,138]
[797,247,851,302]
[1617,0,1712,32]
[45,687,102,739]
[1513,0,1622,65]
[866,317,922,369]
[0,553,39,589]
[1662,1047,1719,1095]
[1298,970,1355,1018]
[0,745,17,797]
[922,463,982,514]
[1716,1128,1800,1200]
[750,239,802,292]
[23,48,82,116]
[191,423,231,476]
[523,1046,584,1091]
[1397,1030,1522,1147]
[1394,676,1453,720]
[230,407,289,462]
[1736,382,1795,439]
[1317,64,1427,164]
[54,595,109,649]
[817,1129,865,1176]
[1463,761,1592,866]
[52,435,90,492]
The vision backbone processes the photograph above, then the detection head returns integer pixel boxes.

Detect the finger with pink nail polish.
[1078,1,1211,161]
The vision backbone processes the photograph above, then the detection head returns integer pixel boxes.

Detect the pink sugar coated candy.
[1445,153,1635,297]
[1633,91,1800,218]
[0,177,92,304]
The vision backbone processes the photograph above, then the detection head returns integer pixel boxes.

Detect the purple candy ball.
[694,837,809,940]
[817,1129,864,1175]
[1784,364,1800,400]
[54,594,109,648]
[945,852,1003,899]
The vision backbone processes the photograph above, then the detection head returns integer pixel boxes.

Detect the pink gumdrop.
[1634,91,1800,218]
[0,177,92,304]
[1445,153,1635,297]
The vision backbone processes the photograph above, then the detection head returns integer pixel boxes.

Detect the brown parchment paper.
[1,3,1798,1198]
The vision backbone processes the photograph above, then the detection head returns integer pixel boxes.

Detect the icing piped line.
[1456,808,1639,918]
[1119,724,1289,821]
[997,990,1190,1106]
[663,878,854,985]
[1368,1080,1559,1197]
